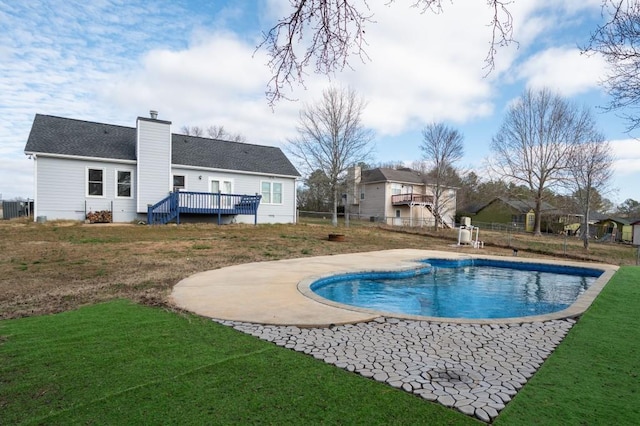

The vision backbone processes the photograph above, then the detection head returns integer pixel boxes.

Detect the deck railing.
[391,193,434,205]
[147,191,261,225]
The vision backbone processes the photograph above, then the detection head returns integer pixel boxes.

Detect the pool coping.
[297,252,618,325]
[170,249,618,327]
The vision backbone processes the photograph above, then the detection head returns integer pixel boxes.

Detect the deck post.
[254,192,260,225]
[217,191,222,225]
[174,192,180,225]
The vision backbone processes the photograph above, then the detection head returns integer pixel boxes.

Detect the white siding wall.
[136,118,171,212]
[35,156,137,221]
[171,167,297,224]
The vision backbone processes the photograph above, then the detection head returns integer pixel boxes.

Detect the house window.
[116,170,132,198]
[360,188,365,200]
[87,168,104,197]
[391,183,402,195]
[261,181,283,204]
[273,182,282,204]
[173,175,185,191]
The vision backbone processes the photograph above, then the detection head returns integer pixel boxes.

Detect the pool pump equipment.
[458,217,483,248]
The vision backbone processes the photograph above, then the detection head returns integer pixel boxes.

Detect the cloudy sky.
[1,0,639,205]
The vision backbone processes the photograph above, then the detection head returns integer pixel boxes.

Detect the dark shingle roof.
[25,114,136,160]
[474,197,559,214]
[171,134,299,176]
[596,217,640,226]
[361,168,429,184]
[25,114,300,177]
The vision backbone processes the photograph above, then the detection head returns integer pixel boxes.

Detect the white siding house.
[25,112,300,224]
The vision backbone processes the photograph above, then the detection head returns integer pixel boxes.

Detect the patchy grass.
[0,219,636,320]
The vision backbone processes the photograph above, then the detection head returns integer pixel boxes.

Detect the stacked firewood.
[86,210,112,223]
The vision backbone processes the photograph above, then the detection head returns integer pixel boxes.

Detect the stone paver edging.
[218,317,574,422]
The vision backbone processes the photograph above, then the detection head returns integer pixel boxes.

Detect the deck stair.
[147,191,261,225]
[425,205,452,229]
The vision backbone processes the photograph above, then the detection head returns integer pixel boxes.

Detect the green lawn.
[0,300,476,425]
[495,266,640,425]
[1,268,638,425]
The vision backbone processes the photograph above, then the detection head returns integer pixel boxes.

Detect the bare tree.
[420,123,464,230]
[206,125,246,142]
[180,125,204,137]
[567,137,614,249]
[489,88,599,235]
[258,1,515,105]
[287,86,374,226]
[181,125,246,142]
[584,0,640,132]
[375,160,406,170]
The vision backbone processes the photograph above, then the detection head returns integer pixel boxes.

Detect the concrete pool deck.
[170,249,617,326]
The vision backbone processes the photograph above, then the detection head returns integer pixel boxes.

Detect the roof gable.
[25,114,299,176]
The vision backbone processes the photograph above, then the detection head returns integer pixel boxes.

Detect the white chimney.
[149,110,158,119]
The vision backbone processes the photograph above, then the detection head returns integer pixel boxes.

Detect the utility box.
[461,216,471,227]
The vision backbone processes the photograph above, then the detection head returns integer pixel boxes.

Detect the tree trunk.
[533,193,543,236]
[332,187,338,227]
[583,192,591,250]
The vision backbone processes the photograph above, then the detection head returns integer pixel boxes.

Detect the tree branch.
[258,1,516,106]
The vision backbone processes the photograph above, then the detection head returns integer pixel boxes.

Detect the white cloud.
[102,31,304,145]
[517,47,607,96]
[610,138,640,175]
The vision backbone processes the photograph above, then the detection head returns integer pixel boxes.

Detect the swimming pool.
[310,258,604,320]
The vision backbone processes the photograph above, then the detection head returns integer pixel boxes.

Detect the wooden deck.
[147,191,262,225]
[391,193,434,206]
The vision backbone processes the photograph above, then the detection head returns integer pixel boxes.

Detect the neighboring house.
[24,113,300,224]
[593,217,639,242]
[346,167,457,228]
[468,197,561,232]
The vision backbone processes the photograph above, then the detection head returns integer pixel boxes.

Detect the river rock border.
[216,317,575,422]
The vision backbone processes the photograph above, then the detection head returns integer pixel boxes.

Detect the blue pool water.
[310,259,603,319]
